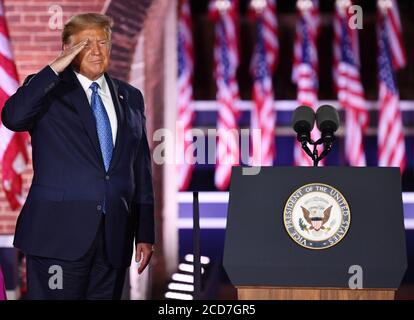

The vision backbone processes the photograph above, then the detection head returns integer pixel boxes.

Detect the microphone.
[315,105,340,162]
[292,106,315,144]
[316,105,339,143]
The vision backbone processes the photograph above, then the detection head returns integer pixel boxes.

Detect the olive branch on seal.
[299,218,309,232]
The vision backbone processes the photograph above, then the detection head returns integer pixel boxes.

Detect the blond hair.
[62,13,113,45]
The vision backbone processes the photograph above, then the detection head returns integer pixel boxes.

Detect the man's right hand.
[49,39,89,74]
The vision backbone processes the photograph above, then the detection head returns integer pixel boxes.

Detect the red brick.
[48,44,62,52]
[0,216,17,222]
[15,44,49,51]
[23,14,37,23]
[6,14,21,23]
[33,34,60,42]
[4,225,16,235]
[14,5,52,13]
[38,15,54,23]
[60,5,97,12]
[11,25,49,33]
[9,34,32,42]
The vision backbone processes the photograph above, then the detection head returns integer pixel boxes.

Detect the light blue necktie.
[90,82,113,214]
[90,82,113,172]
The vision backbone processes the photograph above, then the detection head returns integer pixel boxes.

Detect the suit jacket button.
[97,205,102,211]
[105,175,110,180]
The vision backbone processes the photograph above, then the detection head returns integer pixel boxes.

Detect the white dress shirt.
[74,71,118,146]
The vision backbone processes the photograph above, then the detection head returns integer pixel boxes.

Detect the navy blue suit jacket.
[1,65,154,268]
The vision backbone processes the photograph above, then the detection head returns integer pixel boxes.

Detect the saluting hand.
[49,39,89,74]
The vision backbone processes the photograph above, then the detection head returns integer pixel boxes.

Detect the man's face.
[66,28,110,80]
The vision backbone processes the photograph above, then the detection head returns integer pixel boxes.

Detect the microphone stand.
[298,132,334,167]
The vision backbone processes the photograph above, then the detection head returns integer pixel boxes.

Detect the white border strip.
[177,218,227,229]
[0,235,13,248]
[402,193,414,203]
[178,217,414,230]
[405,219,414,230]
[177,192,229,203]
[178,192,414,230]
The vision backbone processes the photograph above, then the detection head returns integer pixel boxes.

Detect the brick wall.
[4,0,105,81]
[106,0,152,80]
[0,0,151,235]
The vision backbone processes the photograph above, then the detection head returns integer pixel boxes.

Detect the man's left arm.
[133,89,155,274]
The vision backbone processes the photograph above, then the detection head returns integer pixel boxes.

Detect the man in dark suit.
[1,13,154,299]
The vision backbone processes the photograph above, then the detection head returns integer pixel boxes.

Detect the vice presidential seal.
[283,183,351,250]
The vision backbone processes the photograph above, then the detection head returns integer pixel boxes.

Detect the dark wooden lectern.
[223,167,407,300]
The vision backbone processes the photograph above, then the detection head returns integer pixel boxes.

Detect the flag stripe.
[249,0,278,166]
[292,0,319,167]
[177,0,195,191]
[333,0,368,166]
[377,3,406,173]
[210,0,240,190]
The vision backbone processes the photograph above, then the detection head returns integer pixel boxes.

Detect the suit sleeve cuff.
[135,203,155,244]
[48,64,59,76]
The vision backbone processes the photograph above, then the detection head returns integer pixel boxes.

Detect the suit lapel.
[59,68,126,173]
[105,73,125,173]
[60,68,104,168]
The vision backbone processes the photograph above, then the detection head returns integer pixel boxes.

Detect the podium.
[223,167,407,300]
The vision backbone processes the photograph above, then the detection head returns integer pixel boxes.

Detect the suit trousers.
[26,216,127,300]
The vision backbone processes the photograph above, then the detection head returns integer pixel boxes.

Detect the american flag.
[292,0,319,166]
[379,0,406,69]
[209,0,240,190]
[249,0,278,166]
[377,0,406,172]
[177,0,195,191]
[0,1,29,210]
[333,0,368,166]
